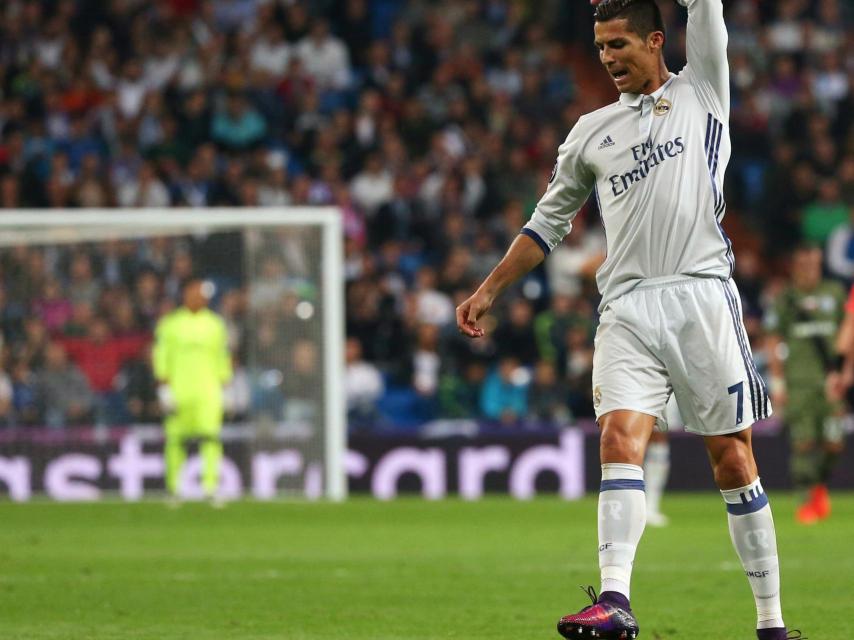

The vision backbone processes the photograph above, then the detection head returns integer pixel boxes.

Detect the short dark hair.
[594,0,666,41]
[793,242,822,254]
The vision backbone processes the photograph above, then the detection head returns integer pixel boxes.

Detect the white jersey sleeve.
[522,121,595,254]
[677,0,729,120]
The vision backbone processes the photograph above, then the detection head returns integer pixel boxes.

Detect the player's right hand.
[456,290,492,338]
[157,383,175,412]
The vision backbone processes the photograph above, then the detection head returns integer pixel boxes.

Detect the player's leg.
[593,292,669,607]
[164,411,188,497]
[705,430,786,639]
[814,398,844,520]
[558,409,652,640]
[663,278,787,639]
[198,400,224,499]
[598,410,655,600]
[558,294,668,639]
[786,400,821,523]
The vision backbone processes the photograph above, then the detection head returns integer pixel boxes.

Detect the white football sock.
[643,441,670,516]
[721,478,784,630]
[598,463,646,600]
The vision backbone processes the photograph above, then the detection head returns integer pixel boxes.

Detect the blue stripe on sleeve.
[520,228,550,256]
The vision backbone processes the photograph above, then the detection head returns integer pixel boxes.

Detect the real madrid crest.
[593,385,602,408]
[653,98,672,116]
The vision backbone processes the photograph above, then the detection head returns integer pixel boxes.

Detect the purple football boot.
[557,587,639,639]
[756,629,805,640]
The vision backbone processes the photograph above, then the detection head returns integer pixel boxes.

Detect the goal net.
[0,208,345,501]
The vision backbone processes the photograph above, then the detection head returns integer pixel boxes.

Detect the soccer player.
[765,245,846,525]
[153,278,232,505]
[456,1,794,638]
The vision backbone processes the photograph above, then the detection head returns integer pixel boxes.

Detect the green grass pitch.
[1,494,851,639]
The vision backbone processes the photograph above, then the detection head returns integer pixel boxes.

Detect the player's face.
[792,250,822,288]
[183,281,208,312]
[594,19,663,94]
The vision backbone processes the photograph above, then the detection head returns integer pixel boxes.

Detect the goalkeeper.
[153,278,232,502]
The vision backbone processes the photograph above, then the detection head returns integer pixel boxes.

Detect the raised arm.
[677,0,729,117]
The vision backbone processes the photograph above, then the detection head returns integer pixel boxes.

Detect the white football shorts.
[592,276,771,435]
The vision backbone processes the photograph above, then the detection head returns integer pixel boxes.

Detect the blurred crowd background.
[0,0,851,432]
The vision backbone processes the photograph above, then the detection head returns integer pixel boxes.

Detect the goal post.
[0,208,346,501]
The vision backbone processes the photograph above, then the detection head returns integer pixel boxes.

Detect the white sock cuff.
[601,463,644,481]
[721,477,768,515]
[720,477,763,504]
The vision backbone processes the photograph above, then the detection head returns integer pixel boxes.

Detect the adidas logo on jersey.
[598,135,615,150]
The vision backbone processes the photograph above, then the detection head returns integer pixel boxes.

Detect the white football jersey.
[523,0,732,311]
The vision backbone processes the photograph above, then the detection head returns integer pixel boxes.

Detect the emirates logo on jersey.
[654,98,672,116]
[607,136,686,197]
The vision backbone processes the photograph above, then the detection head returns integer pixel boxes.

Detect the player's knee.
[600,426,645,465]
[712,446,756,489]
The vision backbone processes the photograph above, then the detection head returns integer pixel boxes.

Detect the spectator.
[37,342,94,428]
[250,21,292,81]
[480,356,529,425]
[413,266,454,328]
[565,324,596,418]
[31,279,73,334]
[345,336,385,426]
[528,360,571,426]
[115,58,149,120]
[117,343,160,424]
[67,253,102,307]
[11,359,42,427]
[801,178,849,245]
[412,323,441,400]
[211,92,268,152]
[282,339,319,422]
[294,19,351,92]
[493,298,539,366]
[438,359,488,419]
[60,317,148,422]
[534,294,592,365]
[116,161,171,208]
[350,153,394,216]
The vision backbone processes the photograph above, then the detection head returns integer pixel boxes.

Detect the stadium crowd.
[0,0,851,431]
